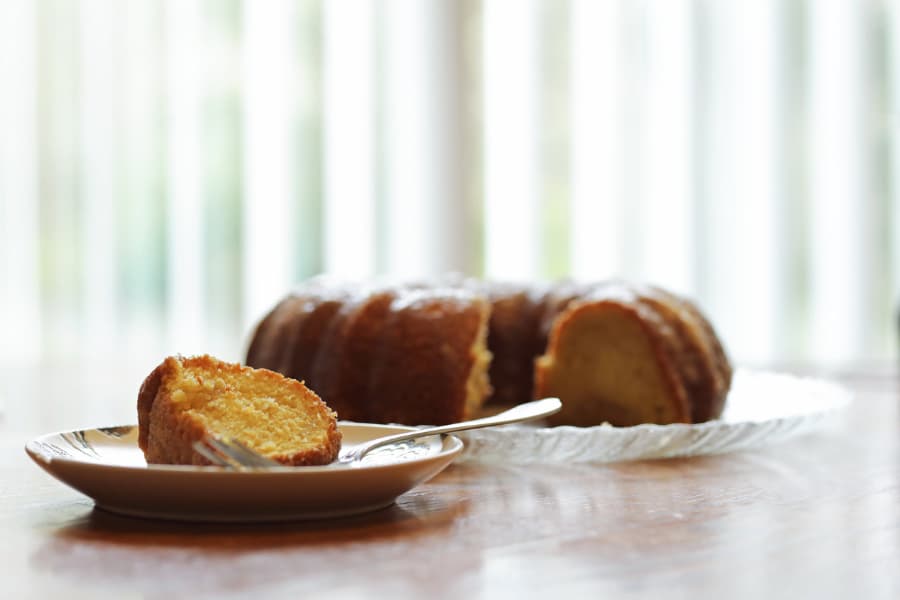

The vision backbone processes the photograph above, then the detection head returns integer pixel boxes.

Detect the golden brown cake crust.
[313,289,395,422]
[248,281,494,426]
[367,287,491,425]
[635,285,732,421]
[245,278,732,427]
[244,296,302,373]
[138,355,341,466]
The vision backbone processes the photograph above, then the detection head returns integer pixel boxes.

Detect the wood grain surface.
[1,364,897,599]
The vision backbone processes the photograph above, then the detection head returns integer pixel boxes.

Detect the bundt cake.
[245,277,732,428]
[247,282,493,426]
[138,354,341,466]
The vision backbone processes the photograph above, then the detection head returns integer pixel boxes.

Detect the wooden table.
[1,363,898,598]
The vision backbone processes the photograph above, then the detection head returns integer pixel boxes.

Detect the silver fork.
[192,397,561,469]
[193,436,279,468]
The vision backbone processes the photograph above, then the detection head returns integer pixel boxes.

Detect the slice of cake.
[137,355,341,466]
[534,286,693,427]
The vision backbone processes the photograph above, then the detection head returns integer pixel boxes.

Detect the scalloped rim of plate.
[455,369,853,463]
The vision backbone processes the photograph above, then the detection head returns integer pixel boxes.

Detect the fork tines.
[192,436,280,469]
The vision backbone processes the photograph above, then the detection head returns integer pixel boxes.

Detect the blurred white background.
[1,0,898,371]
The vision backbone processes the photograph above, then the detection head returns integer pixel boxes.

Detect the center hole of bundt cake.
[539,307,680,427]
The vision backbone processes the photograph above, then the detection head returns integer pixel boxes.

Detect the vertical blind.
[0,0,897,369]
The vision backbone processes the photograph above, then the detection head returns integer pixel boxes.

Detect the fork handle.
[348,397,561,461]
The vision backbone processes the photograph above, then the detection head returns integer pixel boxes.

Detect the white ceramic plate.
[25,423,463,522]
[456,369,853,464]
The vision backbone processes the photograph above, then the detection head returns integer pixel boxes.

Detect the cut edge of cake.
[138,354,341,466]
